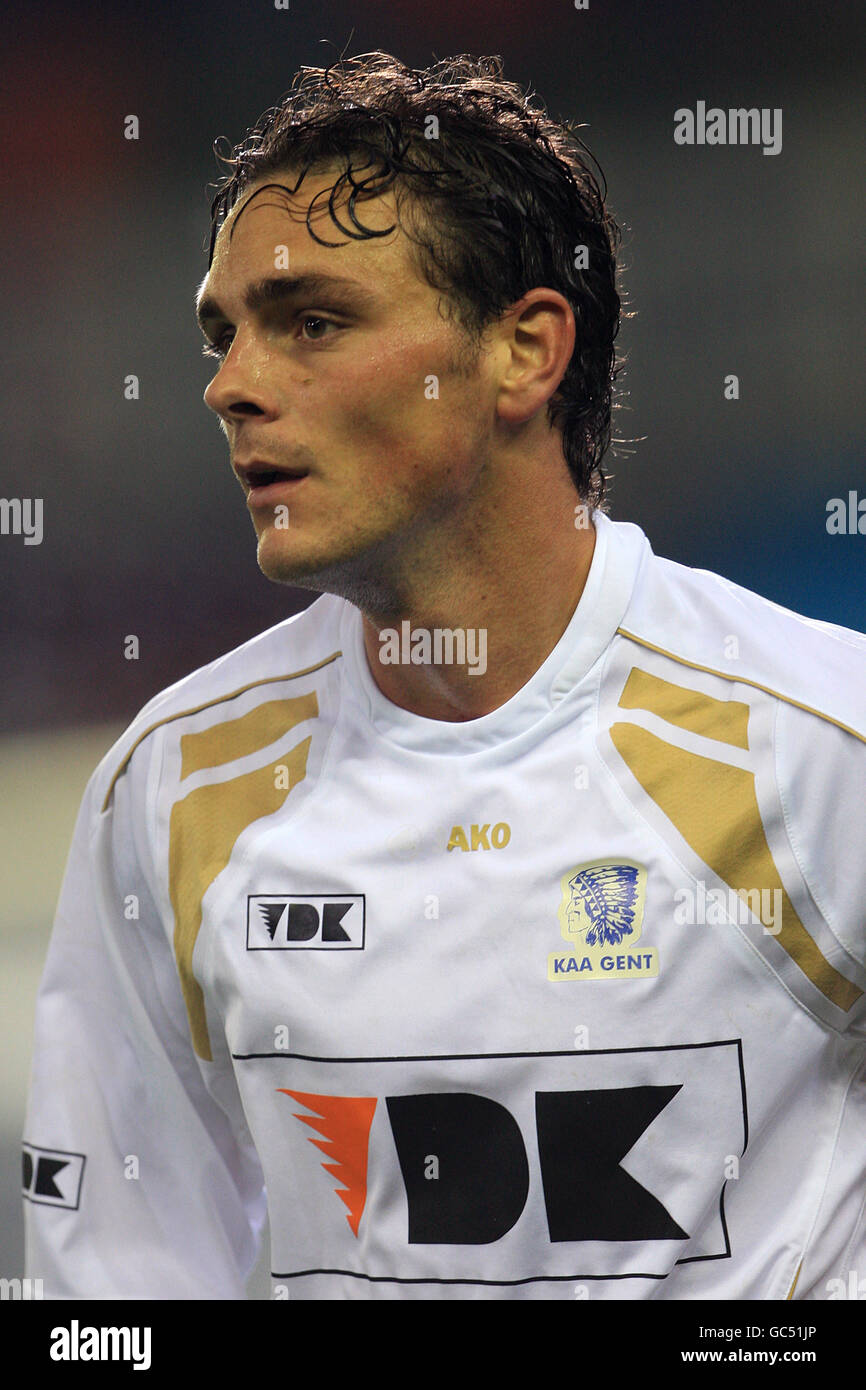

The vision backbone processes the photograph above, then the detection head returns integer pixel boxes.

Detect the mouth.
[236,461,311,503]
[247,475,309,508]
[242,465,307,486]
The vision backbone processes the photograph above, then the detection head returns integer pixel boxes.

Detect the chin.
[256,543,327,587]
[257,532,356,587]
[256,531,397,609]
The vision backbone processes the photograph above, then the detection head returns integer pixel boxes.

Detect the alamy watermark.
[49,1320,151,1370]
[826,491,865,534]
[0,1276,43,1300]
[0,497,43,545]
[674,102,782,156]
[674,881,782,935]
[826,1271,866,1299]
[379,621,487,676]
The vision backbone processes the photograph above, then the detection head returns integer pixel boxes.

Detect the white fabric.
[24,512,866,1299]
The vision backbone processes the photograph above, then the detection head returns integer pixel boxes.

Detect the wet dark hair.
[208,51,625,505]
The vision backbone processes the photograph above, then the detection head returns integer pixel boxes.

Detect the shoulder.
[612,528,866,744]
[600,525,866,1018]
[91,592,350,814]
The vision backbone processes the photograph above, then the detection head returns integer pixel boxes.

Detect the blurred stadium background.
[2,0,863,1297]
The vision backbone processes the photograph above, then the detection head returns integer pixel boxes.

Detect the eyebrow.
[195,273,378,334]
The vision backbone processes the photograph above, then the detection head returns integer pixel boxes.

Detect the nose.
[203,333,275,423]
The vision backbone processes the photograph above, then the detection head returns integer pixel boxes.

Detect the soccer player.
[24,52,866,1300]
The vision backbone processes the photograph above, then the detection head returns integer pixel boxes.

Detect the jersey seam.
[594,713,854,1038]
[617,628,866,746]
[198,666,344,1040]
[793,1053,866,1298]
[100,651,344,812]
[773,700,866,981]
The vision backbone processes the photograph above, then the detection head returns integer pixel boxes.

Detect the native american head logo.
[557,860,647,949]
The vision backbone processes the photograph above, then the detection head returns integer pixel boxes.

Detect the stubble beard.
[256,514,419,615]
[254,323,488,613]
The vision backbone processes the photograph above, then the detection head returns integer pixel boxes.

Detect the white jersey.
[23,511,866,1300]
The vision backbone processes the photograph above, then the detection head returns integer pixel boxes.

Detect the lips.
[235,459,309,488]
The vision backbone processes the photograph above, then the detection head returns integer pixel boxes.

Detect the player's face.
[198,168,497,593]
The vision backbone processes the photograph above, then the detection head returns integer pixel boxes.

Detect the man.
[24,52,866,1300]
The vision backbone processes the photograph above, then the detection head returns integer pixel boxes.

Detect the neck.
[359,489,597,722]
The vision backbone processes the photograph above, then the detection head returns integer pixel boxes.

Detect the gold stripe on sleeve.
[610,722,862,1011]
[180,691,318,779]
[618,667,750,749]
[100,651,340,811]
[616,630,865,746]
[169,735,312,1060]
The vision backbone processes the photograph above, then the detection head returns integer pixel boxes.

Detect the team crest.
[549,859,658,981]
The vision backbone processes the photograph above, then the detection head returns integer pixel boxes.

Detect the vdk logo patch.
[548,859,657,981]
[247,895,365,950]
[22,1144,86,1209]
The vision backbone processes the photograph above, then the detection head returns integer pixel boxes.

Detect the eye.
[201,330,233,361]
[200,315,338,361]
[299,315,336,341]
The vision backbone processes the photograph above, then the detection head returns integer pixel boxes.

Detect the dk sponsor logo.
[247,894,365,950]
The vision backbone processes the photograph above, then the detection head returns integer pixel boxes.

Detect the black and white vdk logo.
[247,894,365,950]
[22,1144,86,1209]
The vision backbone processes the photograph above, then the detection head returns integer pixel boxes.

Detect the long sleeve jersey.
[23,510,866,1299]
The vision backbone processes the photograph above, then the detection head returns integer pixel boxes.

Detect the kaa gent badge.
[548,859,658,981]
